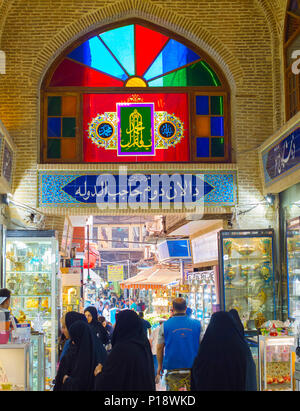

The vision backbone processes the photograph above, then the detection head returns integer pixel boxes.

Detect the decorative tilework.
[38,171,237,208]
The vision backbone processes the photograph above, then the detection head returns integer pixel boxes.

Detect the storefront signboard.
[261,124,300,188]
[107,265,124,282]
[38,170,237,209]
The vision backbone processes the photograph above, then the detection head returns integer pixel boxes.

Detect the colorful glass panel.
[210,117,224,136]
[211,138,224,157]
[48,118,61,137]
[62,117,76,137]
[61,138,76,160]
[196,96,209,115]
[48,96,61,116]
[68,36,127,80]
[196,137,209,157]
[196,116,210,136]
[47,139,61,158]
[211,96,224,115]
[135,24,169,77]
[100,25,135,76]
[50,24,221,89]
[148,61,221,87]
[62,96,77,116]
[144,39,201,81]
[49,59,124,87]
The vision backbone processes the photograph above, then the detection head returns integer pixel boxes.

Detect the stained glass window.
[46,95,78,161]
[194,94,226,159]
[43,22,230,163]
[49,24,221,88]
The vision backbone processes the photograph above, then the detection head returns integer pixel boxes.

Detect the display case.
[218,229,276,327]
[0,343,30,391]
[245,330,260,390]
[287,217,300,320]
[4,230,59,391]
[187,270,218,330]
[30,333,45,391]
[259,335,295,391]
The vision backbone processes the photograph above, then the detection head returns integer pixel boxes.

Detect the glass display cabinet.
[259,335,296,391]
[245,330,260,390]
[218,229,276,328]
[187,270,218,330]
[4,230,59,391]
[0,343,30,391]
[287,217,300,321]
[30,333,45,391]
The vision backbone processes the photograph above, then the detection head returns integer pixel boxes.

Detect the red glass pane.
[135,24,169,77]
[83,93,190,163]
[49,59,124,87]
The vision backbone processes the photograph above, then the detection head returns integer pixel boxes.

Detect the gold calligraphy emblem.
[121,109,152,149]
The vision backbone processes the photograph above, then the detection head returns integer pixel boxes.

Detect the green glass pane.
[148,61,221,87]
[211,138,224,157]
[48,96,61,116]
[211,96,224,115]
[62,117,76,137]
[47,139,61,159]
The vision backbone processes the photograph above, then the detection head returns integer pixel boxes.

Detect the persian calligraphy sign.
[261,125,300,187]
[117,103,155,156]
[38,170,237,209]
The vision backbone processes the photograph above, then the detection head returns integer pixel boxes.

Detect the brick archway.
[33,0,244,94]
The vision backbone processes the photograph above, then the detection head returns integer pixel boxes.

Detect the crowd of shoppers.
[53,293,257,392]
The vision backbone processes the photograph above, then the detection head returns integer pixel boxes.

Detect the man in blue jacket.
[156,297,201,391]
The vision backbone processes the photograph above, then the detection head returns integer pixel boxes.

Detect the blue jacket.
[163,315,201,370]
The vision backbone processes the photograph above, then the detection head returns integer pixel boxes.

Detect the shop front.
[259,111,300,323]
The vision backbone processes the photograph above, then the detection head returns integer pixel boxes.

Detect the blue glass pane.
[196,96,209,115]
[48,117,61,137]
[144,39,201,81]
[196,137,209,157]
[211,117,224,136]
[100,25,135,76]
[68,36,127,81]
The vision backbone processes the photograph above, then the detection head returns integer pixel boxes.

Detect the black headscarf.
[62,320,97,391]
[84,306,108,366]
[84,306,110,345]
[228,309,245,337]
[65,311,86,331]
[191,311,249,391]
[95,309,155,391]
[54,312,88,391]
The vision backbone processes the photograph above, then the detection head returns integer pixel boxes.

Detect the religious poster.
[83,93,189,162]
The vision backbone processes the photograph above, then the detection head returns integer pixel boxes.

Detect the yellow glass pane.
[125,77,147,87]
[62,96,77,116]
[196,116,210,136]
[61,138,76,160]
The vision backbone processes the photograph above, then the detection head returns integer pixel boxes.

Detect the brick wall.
[0,0,289,236]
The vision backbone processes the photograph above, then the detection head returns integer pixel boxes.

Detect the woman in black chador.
[54,320,97,391]
[94,309,155,391]
[84,306,110,346]
[191,311,257,391]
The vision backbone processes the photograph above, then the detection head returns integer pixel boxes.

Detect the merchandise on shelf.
[218,230,276,327]
[5,231,58,391]
[287,218,300,321]
[187,270,217,329]
[259,334,296,391]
